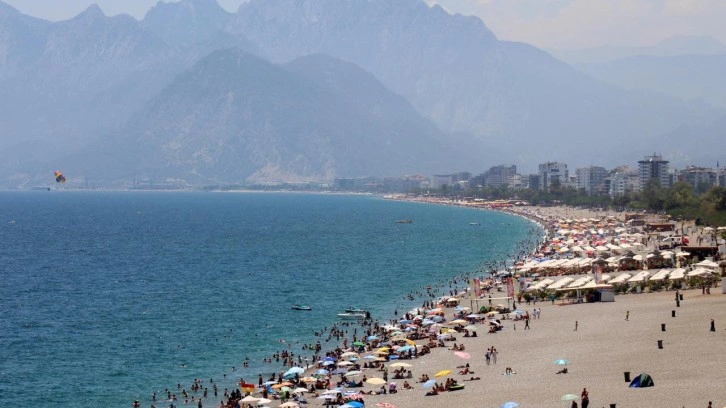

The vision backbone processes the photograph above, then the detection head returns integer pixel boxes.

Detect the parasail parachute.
[54,170,66,183]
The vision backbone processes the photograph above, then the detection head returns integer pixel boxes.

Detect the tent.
[629,373,654,388]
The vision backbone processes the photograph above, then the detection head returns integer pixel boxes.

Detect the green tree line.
[434,181,726,228]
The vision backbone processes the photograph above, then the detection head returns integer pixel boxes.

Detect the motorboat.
[292,305,312,311]
[345,307,368,314]
[396,219,413,224]
[337,312,367,319]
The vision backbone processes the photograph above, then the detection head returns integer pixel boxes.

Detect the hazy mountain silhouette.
[0,0,724,188]
[75,49,465,186]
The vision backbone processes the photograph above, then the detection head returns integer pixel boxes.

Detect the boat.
[292,305,312,311]
[469,222,480,226]
[396,219,413,224]
[345,307,368,314]
[337,312,367,319]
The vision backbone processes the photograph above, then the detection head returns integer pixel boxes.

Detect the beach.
[247,203,725,408]
[351,288,726,408]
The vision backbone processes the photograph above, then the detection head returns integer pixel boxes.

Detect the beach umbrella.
[256,398,272,404]
[315,369,329,376]
[422,379,437,388]
[263,380,277,386]
[345,370,362,376]
[341,351,359,358]
[322,360,335,366]
[286,367,305,375]
[397,345,414,352]
[300,377,317,383]
[352,341,365,347]
[279,403,299,408]
[434,370,452,378]
[561,394,578,401]
[292,388,308,394]
[366,377,386,385]
[376,403,397,408]
[337,361,353,366]
[464,325,478,332]
[501,402,519,408]
[346,401,364,408]
[241,396,258,403]
[454,351,471,359]
[449,319,468,325]
[486,311,499,316]
[367,335,379,341]
[554,359,570,366]
[389,362,412,368]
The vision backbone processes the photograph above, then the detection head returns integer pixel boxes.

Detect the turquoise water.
[0,192,538,407]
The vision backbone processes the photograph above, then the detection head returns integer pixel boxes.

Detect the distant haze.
[6,0,726,50]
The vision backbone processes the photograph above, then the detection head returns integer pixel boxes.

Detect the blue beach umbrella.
[322,360,335,366]
[399,319,411,324]
[346,402,364,408]
[501,402,519,408]
[367,335,379,341]
[422,379,437,388]
[554,359,570,366]
[286,367,304,375]
[316,369,329,376]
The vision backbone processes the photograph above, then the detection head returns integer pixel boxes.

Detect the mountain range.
[0,0,724,188]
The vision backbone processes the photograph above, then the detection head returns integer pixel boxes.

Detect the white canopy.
[567,276,593,288]
[609,273,632,284]
[649,269,672,281]
[628,271,651,283]
[547,277,575,290]
[687,267,715,277]
[695,260,719,269]
[668,268,686,280]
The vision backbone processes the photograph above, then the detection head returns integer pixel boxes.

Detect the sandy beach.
[230,203,725,408]
[354,288,725,408]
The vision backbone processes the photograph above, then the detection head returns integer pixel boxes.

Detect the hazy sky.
[4,0,726,50]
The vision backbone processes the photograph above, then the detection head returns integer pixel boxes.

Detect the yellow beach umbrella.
[405,339,416,346]
[434,370,452,378]
[366,377,386,385]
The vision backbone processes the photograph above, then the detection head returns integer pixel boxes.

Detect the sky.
[4,0,726,50]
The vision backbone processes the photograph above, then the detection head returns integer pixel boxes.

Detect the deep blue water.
[0,191,537,407]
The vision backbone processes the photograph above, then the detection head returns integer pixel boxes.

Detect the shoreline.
[239,200,725,408]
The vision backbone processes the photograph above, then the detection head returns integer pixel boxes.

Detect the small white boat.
[337,312,367,319]
[469,222,480,226]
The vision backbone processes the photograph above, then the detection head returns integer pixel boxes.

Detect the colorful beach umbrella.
[366,377,386,385]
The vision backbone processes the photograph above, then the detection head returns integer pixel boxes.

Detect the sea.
[0,191,540,408]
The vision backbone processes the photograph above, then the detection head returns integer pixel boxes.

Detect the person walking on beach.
[524,315,530,330]
[580,387,589,408]
[574,321,578,331]
[625,311,629,321]
[485,348,491,365]
[710,319,716,332]
[491,347,498,364]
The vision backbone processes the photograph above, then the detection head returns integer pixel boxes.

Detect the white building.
[538,162,568,191]
[638,154,671,190]
[576,166,608,195]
